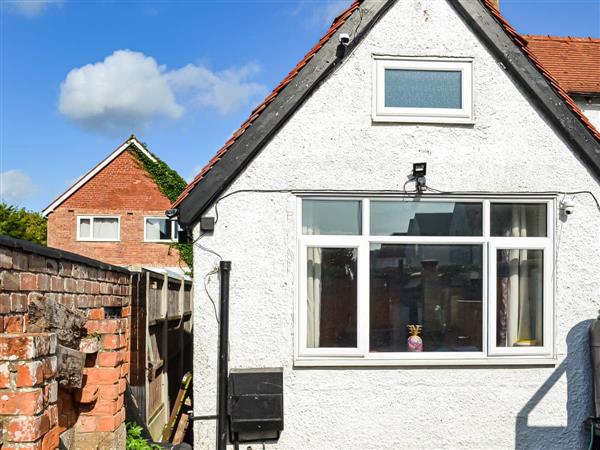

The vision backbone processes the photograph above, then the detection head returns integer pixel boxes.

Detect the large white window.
[297,198,554,365]
[144,217,178,242]
[372,56,474,124]
[77,216,120,241]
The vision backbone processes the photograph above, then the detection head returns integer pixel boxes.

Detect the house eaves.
[42,135,156,217]
[174,0,600,228]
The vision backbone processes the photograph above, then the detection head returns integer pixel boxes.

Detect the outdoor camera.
[338,33,350,46]
[165,208,179,219]
[561,199,575,216]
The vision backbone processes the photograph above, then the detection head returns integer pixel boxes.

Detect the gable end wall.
[47,151,182,268]
[192,1,600,448]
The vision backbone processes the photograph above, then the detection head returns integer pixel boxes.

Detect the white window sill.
[294,356,558,367]
[144,240,177,243]
[371,114,475,125]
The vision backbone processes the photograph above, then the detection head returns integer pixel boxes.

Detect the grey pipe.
[590,310,600,416]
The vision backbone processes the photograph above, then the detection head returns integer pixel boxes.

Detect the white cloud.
[168,61,266,115]
[59,50,267,135]
[296,0,350,29]
[5,0,63,17]
[0,170,37,204]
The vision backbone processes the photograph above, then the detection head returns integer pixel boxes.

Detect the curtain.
[93,218,118,239]
[79,219,91,238]
[146,219,161,240]
[497,205,543,347]
[307,247,322,348]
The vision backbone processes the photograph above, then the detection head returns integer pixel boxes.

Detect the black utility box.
[228,368,284,442]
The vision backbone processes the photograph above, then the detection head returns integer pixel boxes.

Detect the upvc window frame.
[295,196,556,366]
[372,56,474,124]
[487,198,555,357]
[143,216,178,243]
[76,215,121,242]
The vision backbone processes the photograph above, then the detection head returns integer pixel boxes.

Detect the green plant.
[0,203,47,245]
[126,422,160,450]
[130,143,193,272]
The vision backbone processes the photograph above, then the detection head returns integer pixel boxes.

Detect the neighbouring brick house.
[43,136,188,271]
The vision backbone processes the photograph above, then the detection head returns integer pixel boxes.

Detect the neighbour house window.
[298,198,554,363]
[144,217,178,242]
[77,216,120,241]
[372,56,474,124]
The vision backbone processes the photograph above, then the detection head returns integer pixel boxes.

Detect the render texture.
[192,1,599,448]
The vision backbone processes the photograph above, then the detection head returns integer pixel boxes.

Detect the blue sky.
[1,0,599,212]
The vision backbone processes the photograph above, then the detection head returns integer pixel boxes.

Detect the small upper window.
[145,217,178,242]
[373,57,473,124]
[77,216,120,241]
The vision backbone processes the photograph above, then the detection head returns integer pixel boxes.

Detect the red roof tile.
[174,0,600,209]
[523,35,600,95]
[480,0,600,141]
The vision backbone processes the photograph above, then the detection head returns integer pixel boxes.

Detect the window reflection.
[370,244,482,352]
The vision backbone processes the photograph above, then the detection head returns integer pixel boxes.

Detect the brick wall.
[46,149,184,268]
[0,236,131,449]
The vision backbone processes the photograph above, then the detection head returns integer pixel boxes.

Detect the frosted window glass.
[384,69,462,109]
[79,219,91,238]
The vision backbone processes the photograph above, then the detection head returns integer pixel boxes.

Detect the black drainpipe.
[217,261,231,450]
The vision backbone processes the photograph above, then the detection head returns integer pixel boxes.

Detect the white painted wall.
[192,1,600,448]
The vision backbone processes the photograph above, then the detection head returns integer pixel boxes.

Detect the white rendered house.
[173,0,600,448]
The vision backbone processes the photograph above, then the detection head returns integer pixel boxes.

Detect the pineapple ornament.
[407,325,423,352]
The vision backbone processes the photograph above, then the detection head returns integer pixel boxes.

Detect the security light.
[412,162,427,178]
[412,162,427,193]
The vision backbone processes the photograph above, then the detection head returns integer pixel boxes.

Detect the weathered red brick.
[97,351,123,367]
[73,384,98,403]
[5,315,25,333]
[0,388,44,415]
[41,425,60,450]
[0,334,56,361]
[1,271,20,291]
[19,273,37,291]
[50,276,63,292]
[84,367,121,385]
[86,319,122,335]
[10,293,28,312]
[87,308,105,320]
[15,361,44,387]
[101,334,125,350]
[36,274,50,291]
[5,414,50,442]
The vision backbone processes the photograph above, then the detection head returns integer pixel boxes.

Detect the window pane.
[92,218,119,240]
[302,200,361,235]
[496,249,543,347]
[490,203,547,237]
[79,218,91,238]
[370,201,482,236]
[307,247,357,348]
[146,218,174,241]
[384,69,462,109]
[370,244,482,352]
